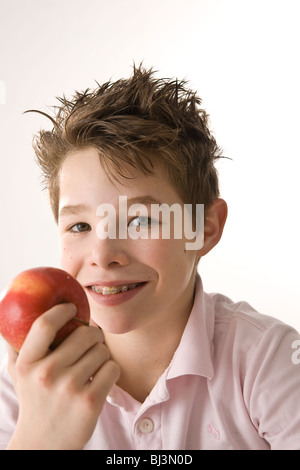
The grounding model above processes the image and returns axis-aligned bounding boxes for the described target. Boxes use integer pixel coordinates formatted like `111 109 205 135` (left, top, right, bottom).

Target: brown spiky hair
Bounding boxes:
28 65 222 222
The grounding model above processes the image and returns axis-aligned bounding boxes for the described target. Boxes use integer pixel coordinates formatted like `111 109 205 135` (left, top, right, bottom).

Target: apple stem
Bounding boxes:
74 317 89 326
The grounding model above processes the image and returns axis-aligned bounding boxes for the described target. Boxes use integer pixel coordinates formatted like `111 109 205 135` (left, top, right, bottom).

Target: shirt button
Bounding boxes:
138 417 154 434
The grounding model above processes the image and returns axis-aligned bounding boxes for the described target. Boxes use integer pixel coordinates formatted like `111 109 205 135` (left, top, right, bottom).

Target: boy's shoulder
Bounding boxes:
201 288 300 381
205 289 298 343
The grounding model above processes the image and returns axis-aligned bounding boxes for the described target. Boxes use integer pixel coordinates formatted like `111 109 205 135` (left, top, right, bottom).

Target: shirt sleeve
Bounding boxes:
0 353 19 450
244 321 300 449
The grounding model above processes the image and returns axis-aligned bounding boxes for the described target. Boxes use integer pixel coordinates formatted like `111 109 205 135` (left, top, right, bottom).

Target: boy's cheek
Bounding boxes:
59 245 78 276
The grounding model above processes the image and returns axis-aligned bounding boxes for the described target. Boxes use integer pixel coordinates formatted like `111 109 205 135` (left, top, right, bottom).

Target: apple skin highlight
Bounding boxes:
0 267 90 352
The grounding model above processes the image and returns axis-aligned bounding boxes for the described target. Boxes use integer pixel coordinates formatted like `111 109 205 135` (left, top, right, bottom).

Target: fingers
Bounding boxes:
5 301 120 449
48 325 106 375
15 303 113 390
7 343 18 363
19 303 78 363
59 341 111 386
83 360 121 413
91 359 121 396
6 343 18 384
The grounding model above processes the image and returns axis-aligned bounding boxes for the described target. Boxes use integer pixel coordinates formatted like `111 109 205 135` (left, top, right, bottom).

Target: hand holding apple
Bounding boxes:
0 267 90 352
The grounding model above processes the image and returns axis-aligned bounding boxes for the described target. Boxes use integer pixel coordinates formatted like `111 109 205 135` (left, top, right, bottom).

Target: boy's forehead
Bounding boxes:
59 147 182 207
60 147 159 182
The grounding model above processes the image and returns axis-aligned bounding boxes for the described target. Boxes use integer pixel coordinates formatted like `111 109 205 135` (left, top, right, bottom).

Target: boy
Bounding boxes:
0 65 299 450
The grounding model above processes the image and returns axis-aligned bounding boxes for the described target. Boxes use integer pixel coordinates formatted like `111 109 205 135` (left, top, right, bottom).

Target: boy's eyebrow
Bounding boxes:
59 204 90 218
126 196 162 206
59 196 163 219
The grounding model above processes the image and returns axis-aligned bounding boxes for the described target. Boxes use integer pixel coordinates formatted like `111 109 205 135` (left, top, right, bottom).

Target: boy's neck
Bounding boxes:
103 304 192 403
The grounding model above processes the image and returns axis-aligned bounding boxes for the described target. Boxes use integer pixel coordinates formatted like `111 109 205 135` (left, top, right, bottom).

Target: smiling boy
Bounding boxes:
0 66 300 450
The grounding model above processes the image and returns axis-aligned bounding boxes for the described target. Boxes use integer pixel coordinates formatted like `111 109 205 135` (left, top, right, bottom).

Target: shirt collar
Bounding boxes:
107 275 214 410
166 275 215 380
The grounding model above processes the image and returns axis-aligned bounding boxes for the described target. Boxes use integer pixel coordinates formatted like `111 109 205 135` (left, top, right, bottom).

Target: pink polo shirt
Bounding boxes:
0 276 300 450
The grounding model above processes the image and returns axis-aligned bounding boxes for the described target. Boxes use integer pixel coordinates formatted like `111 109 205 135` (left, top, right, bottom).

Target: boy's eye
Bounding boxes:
69 222 91 233
128 216 151 229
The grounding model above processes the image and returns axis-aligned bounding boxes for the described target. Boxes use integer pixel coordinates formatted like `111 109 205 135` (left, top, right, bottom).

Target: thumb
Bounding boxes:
6 343 18 386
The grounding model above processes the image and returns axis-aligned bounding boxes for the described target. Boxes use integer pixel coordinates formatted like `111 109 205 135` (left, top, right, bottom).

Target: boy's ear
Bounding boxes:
197 198 228 257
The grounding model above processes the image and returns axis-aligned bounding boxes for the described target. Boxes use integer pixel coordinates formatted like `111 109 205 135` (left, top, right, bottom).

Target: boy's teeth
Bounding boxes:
91 283 140 295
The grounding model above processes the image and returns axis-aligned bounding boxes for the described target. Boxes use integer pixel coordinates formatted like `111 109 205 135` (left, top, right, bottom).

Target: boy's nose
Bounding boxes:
88 235 130 268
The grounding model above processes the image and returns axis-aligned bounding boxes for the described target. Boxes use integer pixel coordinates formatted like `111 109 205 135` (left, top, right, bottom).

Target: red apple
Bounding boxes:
0 267 90 352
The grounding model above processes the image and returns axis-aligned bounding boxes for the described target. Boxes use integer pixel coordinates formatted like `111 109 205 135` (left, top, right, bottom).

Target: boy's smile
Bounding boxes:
58 147 200 335
87 281 148 306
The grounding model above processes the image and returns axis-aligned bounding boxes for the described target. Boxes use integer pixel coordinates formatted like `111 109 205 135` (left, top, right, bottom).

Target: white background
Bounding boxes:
0 0 300 361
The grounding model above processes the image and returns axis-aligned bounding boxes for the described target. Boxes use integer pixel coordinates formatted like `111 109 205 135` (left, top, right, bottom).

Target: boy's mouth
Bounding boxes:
89 282 145 296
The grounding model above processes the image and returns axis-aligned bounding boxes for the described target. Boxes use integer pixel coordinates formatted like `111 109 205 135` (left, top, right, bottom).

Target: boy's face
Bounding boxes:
58 147 200 334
